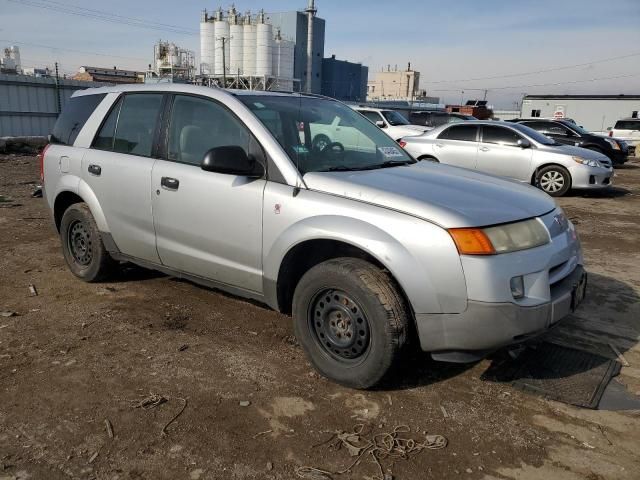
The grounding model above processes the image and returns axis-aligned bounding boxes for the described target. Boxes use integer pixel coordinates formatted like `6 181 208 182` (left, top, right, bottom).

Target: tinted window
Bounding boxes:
615 120 640 130
438 125 478 142
111 93 164 157
92 97 122 151
360 111 383 124
381 110 409 126
482 126 523 146
51 93 106 146
167 95 250 166
521 121 571 136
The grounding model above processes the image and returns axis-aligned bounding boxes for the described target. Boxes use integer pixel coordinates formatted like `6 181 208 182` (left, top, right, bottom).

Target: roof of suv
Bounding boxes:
72 83 324 100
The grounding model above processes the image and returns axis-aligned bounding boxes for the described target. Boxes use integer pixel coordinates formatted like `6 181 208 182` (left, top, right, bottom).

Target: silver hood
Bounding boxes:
539 143 610 162
303 162 556 228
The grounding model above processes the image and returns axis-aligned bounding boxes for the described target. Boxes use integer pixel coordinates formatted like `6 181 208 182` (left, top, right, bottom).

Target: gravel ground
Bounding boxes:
1 154 639 480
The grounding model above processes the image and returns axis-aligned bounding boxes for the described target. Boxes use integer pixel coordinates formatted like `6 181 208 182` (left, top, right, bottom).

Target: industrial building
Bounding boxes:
367 64 421 102
145 40 195 83
321 55 367 102
199 6 298 91
520 94 640 133
0 46 22 75
72 66 143 84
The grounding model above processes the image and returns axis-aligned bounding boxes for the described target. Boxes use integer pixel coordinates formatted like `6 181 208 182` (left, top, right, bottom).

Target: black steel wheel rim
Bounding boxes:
68 220 93 266
309 289 371 362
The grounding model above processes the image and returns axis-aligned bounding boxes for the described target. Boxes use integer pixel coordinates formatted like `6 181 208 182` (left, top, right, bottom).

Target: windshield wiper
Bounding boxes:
321 166 368 172
371 160 416 169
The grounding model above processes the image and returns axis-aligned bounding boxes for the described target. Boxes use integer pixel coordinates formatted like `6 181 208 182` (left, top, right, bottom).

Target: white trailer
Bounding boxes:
520 95 640 134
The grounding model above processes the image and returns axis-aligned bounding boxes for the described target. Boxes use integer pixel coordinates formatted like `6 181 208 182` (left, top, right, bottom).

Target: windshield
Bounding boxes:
239 95 415 174
381 110 410 126
509 122 558 145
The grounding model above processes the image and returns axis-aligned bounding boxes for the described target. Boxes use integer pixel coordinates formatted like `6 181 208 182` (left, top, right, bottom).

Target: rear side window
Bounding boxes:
51 93 106 146
438 124 478 142
615 120 640 130
93 93 164 157
482 126 523 146
360 111 383 124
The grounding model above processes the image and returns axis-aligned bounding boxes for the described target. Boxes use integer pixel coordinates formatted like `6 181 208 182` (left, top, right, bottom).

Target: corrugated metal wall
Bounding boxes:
0 74 111 137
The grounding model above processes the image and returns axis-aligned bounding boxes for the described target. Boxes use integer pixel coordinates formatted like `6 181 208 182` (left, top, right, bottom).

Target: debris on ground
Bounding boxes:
178 344 189 352
239 400 251 407
28 284 37 296
296 424 447 480
130 393 168 410
161 397 188 437
105 419 114 439
0 311 18 318
266 461 273 471
88 451 99 464
609 343 630 367
31 187 43 198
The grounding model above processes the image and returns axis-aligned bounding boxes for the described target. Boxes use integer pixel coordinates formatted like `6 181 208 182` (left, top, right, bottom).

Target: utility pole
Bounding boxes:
483 89 488 101
54 62 61 116
305 0 316 93
221 37 227 87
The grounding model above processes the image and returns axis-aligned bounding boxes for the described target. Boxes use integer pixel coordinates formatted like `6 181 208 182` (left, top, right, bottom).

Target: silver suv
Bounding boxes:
42 84 587 388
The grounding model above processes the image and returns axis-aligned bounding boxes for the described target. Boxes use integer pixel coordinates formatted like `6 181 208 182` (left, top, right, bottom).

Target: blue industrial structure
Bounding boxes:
321 55 368 102
267 11 325 94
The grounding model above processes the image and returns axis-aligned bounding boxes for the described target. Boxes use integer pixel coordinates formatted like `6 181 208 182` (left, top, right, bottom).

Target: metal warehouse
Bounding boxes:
521 94 640 133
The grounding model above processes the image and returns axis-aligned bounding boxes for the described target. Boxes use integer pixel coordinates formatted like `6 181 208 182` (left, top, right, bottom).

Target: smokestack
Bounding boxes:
305 0 316 93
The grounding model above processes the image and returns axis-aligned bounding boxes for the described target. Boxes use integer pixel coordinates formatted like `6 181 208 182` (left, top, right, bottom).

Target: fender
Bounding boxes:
52 177 111 234
263 214 465 315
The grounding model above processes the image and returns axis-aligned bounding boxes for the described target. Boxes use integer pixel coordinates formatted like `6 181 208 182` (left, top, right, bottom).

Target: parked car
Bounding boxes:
400 121 613 196
43 85 586 388
608 118 640 154
509 118 629 166
409 110 476 128
350 106 429 142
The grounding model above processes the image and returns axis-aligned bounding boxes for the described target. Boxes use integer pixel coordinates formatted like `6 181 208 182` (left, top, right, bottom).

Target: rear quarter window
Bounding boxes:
51 93 106 146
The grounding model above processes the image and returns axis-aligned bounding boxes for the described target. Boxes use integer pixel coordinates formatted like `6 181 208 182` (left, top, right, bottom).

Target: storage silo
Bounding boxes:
255 10 272 77
199 10 215 75
242 12 256 77
213 8 229 76
228 7 243 76
273 33 295 91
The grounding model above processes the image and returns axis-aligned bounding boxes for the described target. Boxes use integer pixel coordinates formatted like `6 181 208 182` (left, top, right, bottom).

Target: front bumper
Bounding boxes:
570 165 613 189
606 148 628 165
416 265 586 356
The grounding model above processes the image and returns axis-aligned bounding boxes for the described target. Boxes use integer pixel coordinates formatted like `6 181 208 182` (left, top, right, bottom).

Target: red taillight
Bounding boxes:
398 140 407 148
609 130 613 137
39 144 51 183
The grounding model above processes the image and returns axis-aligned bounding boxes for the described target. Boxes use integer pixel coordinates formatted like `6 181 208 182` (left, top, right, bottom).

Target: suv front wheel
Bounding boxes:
60 203 116 282
292 258 409 389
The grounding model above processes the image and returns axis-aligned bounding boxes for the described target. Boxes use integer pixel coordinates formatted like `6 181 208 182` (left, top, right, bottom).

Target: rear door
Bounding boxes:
83 92 165 263
434 124 479 169
151 94 266 292
477 125 533 181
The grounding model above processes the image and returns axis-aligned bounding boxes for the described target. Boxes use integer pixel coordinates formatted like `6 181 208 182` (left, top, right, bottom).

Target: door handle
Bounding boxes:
88 164 102 176
161 177 180 190
479 147 490 152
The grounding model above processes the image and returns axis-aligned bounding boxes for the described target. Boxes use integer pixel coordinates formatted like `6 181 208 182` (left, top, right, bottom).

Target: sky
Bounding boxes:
1 0 639 108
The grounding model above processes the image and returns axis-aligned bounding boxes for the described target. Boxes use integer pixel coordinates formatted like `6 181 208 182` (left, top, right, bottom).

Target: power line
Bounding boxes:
423 51 640 84
428 72 640 92
6 0 197 35
0 39 148 61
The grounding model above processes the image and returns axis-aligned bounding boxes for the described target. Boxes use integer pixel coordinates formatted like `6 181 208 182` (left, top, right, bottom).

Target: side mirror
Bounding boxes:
375 120 386 128
606 127 612 131
201 146 264 178
517 139 531 149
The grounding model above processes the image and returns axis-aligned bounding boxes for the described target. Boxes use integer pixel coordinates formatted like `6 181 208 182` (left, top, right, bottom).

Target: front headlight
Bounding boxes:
449 218 550 255
604 138 621 150
573 156 602 168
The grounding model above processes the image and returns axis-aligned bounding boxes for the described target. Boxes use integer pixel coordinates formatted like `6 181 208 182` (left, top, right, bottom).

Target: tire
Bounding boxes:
60 203 116 282
536 165 571 197
312 134 331 152
292 258 409 389
418 155 439 163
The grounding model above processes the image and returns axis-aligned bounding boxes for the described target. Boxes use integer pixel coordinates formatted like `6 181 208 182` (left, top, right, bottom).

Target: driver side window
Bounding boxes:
167 95 250 166
360 111 383 125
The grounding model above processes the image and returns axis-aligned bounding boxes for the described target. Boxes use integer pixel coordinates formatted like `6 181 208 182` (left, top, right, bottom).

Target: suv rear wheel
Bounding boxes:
536 165 571 197
292 258 409 389
60 203 116 282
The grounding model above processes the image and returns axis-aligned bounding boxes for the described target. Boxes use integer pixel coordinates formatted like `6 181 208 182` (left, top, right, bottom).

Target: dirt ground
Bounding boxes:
1 154 639 480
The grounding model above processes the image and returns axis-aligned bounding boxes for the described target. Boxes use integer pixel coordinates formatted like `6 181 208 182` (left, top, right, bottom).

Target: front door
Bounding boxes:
82 92 165 263
151 94 266 293
477 125 533 181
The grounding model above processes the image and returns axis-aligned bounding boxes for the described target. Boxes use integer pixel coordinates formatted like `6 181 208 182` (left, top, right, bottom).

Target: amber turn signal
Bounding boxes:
448 228 496 255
